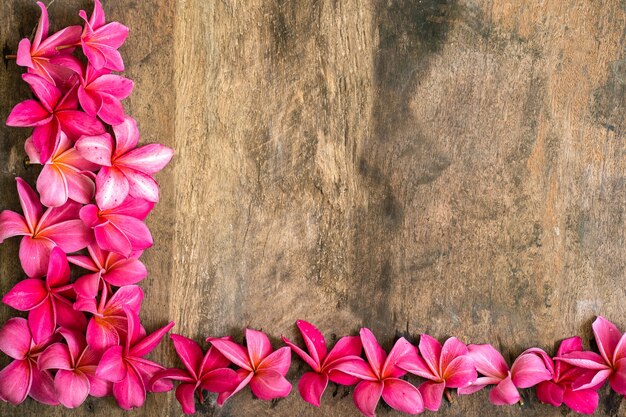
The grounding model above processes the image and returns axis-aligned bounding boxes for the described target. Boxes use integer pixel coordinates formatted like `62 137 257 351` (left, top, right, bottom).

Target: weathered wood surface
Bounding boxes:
1 0 625 416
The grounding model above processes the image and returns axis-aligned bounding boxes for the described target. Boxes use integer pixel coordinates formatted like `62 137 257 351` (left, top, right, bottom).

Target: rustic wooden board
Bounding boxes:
1 0 625 416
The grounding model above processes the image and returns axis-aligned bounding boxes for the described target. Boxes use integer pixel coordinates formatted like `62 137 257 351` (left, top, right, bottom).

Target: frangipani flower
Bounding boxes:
149 335 239 414
38 328 111 408
397 334 477 411
15 1 82 87
535 337 599 414
208 328 292 403
79 0 129 71
68 243 147 299
0 317 58 405
96 307 174 410
6 74 104 162
282 320 362 406
557 316 626 395
3 246 86 344
25 132 98 207
0 178 92 277
458 344 552 405
75 284 143 353
332 328 424 417
79 196 154 257
76 116 173 210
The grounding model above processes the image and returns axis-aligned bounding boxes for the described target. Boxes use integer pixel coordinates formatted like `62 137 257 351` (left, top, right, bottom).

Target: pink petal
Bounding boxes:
117 143 174 175
556 351 610 370
535 380 564 407
457 376 502 395
56 110 105 139
149 368 194 389
297 371 328 407
489 375 520 405
103 258 147 286
557 336 584 357
3 278 48 311
38 25 82 56
94 221 133 257
112 116 140 155
96 345 127 382
440 337 469 373
130 321 175 358
207 338 252 370
88 0 106 28
331 357 378 381
22 73 61 111
16 177 42 231
170 334 203 378
97 93 126 125
75 133 114 166
174 383 197 414
0 318 31 360
257 346 291 376
593 316 622 366
38 343 72 370
216 369 253 405
200 368 240 393
442 355 477 388
38 200 82 229
295 320 327 365
106 214 153 252
6 99 51 127
511 352 552 388
572 368 612 390
132 359 171 393
614 333 626 363
87 318 121 353
609 357 626 395
0 359 32 404
123 168 160 203
19 236 55 278
96 166 130 210
29 367 59 405
418 380 445 411
353 380 383 417
16 38 34 68
249 369 292 400
63 167 96 204
78 87 102 118
39 219 92 252
562 388 599 415
0 210 29 242
73 273 100 299
324 335 362 366
327 369 361 385
55 369 90 408
200 344 231 374
359 328 386 378
112 364 146 410
25 137 41 164
87 373 112 397
37 164 68 207
90 74 134 99
32 1 49 47
91 22 129 49
382 337 414 379
58 328 87 362
46 246 70 287
396 344 434 380
467 344 509 379
106 285 144 315
107 196 154 220
28 299 55 344
55 298 87 332
418 334 442 377
282 335 318 371
382 378 424 415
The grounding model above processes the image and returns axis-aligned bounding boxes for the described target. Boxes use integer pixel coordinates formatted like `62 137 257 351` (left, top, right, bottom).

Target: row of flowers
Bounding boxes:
0 1 624 416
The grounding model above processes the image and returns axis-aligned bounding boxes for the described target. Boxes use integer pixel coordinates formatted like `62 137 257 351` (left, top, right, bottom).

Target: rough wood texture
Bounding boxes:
1 0 625 416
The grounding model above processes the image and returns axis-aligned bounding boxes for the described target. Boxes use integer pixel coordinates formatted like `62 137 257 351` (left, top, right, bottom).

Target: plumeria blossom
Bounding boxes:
458 344 552 405
534 337 599 414
68 243 147 299
25 132 98 207
6 74 104 162
38 328 111 408
397 334 477 411
149 335 239 414
79 0 129 71
332 328 424 417
96 307 174 410
75 284 143 354
557 316 626 395
3 247 86 344
80 196 154 257
0 178 92 277
208 328 292 403
15 2 82 87
76 116 173 210
282 320 362 406
0 317 58 405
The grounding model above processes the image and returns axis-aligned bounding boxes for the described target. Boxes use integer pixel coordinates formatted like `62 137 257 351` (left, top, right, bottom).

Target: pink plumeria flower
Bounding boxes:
75 284 143 354
96 307 174 410
0 317 58 405
535 337 599 415
15 2 82 87
6 74 104 162
458 344 552 405
79 196 154 257
76 116 173 210
68 243 147 299
281 320 362 406
397 334 477 411
25 132 98 207
556 316 626 395
208 328 292 403
79 0 129 71
332 328 424 417
3 246 86 344
38 328 112 408
0 178 92 278
149 335 240 414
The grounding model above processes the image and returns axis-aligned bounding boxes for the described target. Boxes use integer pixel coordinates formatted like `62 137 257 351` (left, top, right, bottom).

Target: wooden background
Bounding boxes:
1 0 625 416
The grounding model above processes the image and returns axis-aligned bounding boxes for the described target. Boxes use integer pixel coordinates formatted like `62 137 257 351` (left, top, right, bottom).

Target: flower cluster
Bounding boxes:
0 1 173 410
1 2 625 416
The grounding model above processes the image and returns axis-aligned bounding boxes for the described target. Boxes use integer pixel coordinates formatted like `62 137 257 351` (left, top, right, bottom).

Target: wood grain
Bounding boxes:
1 0 625 416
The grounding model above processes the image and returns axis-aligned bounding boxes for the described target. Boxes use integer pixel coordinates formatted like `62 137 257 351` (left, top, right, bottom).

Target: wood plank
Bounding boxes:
1 0 624 416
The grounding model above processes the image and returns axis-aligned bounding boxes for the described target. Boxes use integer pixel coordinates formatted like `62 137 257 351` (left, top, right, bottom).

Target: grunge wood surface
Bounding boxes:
1 0 625 416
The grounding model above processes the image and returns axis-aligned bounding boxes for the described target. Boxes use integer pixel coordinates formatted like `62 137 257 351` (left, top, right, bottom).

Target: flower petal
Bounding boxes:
417 380 445 411
75 133 114 166
249 369 292 400
28 299 55 344
22 73 61 111
489 375 520 405
3 278 48 311
6 99 51 127
609 357 626 395
170 334 203 378
282 335 319 371
207 337 252 370
0 210 29 243
55 369 90 408
19 236 55 278
331 357 378 381
94 221 133 257
174 383 197 415
297 371 328 407
442 355 477 388
0 359 32 404
130 321 175 358
382 337 413 379
56 110 105 139
200 368 240 393
39 219 92 253
38 343 72 370
353 380 383 417
382 378 424 415
535 380 564 407
592 316 621 366
440 337 469 374
96 166 130 210
562 387 600 415
86 317 121 353
360 328 386 378
112 115 139 155
112 364 146 410
96 345 127 382
245 328 273 366
295 320 327 365
37 164 68 207
467 344 509 379
418 334 442 377
106 214 153 252
324 335 362 367
123 168 160 203
0 318 31 360
257 346 291 376
29 367 58 405
510 352 552 388
116 144 174 175
16 177 42 232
